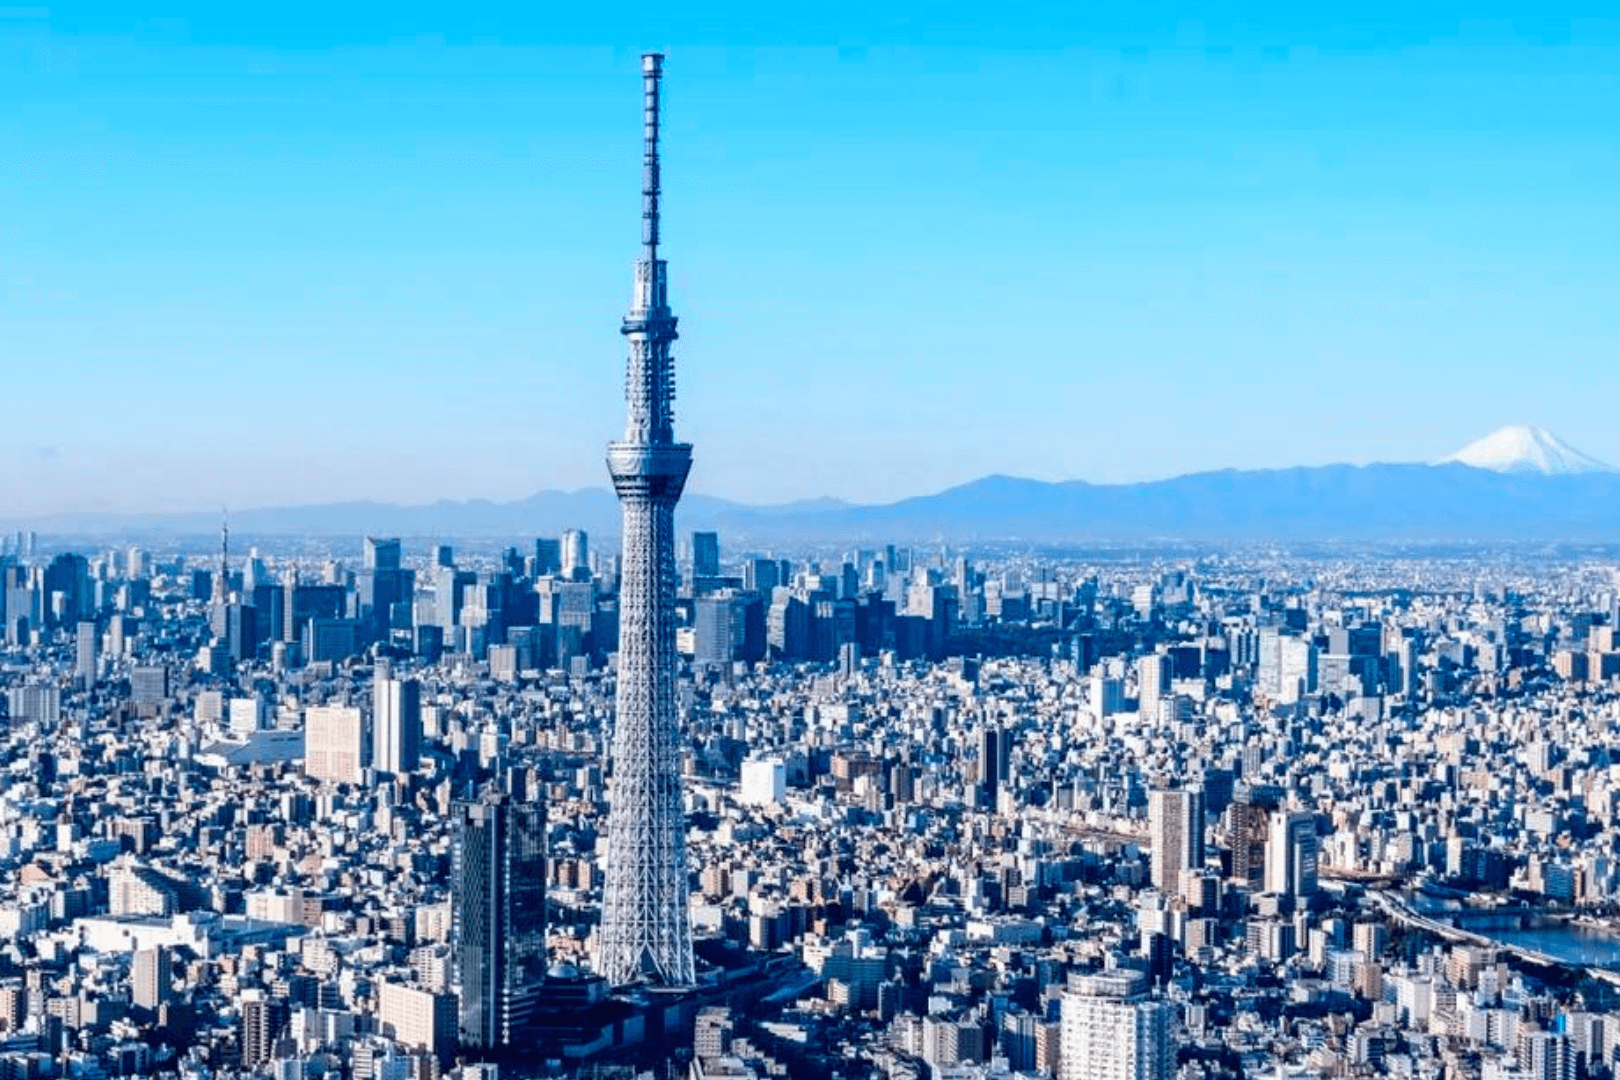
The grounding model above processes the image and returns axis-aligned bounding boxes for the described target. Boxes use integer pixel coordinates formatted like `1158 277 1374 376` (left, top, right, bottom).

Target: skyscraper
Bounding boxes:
693 589 765 670
1227 784 1281 887
452 788 546 1051
977 723 1012 806
1060 971 1174 1080
1138 653 1170 715
43 552 90 630
373 671 422 776
1265 810 1320 898
364 537 402 571
534 537 562 576
561 529 590 582
360 537 411 641
75 619 98 687
691 530 720 578
1148 787 1205 895
596 52 696 989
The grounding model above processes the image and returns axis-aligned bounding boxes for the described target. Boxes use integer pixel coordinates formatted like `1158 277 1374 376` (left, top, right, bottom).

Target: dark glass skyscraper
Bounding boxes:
452 788 546 1051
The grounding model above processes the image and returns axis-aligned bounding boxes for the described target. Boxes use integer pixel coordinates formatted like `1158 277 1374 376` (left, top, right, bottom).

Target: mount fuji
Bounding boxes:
1438 425 1615 476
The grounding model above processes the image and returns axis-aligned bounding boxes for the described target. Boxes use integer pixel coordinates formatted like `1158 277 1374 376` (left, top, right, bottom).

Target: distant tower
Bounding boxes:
212 512 230 607
596 52 696 989
208 511 233 649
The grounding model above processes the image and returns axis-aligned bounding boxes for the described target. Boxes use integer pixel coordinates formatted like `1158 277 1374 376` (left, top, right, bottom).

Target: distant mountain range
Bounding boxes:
8 426 1620 544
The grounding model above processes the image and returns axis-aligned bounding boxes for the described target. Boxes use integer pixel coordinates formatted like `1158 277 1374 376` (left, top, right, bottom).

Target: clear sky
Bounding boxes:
2 4 1616 514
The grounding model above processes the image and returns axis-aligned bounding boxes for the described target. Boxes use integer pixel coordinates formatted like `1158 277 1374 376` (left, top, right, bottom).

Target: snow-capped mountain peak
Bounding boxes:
1438 425 1615 475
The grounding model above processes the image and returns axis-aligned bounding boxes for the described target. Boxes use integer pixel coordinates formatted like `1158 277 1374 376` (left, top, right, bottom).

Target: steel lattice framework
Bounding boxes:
597 52 696 989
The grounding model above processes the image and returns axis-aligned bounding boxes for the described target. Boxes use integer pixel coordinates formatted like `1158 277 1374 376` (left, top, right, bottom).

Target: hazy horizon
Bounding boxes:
4 7 1617 516
4 423 1614 525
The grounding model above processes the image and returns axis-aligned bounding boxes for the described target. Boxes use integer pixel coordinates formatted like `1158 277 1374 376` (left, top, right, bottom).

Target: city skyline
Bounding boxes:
7 516 1620 1079
5 16 1620 1080
4 8 1618 513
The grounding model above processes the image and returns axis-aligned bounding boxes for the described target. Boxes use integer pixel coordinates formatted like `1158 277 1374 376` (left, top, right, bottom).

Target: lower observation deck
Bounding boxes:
606 441 693 500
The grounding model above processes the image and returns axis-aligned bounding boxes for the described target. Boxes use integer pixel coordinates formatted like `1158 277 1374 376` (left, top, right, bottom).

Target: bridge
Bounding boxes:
1369 890 1620 987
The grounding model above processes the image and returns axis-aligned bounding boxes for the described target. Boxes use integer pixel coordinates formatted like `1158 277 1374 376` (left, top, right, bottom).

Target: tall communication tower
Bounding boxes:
595 52 696 988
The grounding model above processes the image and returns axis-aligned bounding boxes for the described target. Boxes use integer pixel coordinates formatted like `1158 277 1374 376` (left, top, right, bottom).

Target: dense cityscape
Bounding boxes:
3 527 1620 1080
6 36 1620 1080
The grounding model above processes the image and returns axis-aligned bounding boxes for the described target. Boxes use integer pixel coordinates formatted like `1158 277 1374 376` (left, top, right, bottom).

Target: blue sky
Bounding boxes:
1 4 1616 513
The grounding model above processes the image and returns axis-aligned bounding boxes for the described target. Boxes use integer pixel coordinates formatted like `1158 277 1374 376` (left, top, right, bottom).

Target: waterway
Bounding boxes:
1488 924 1620 971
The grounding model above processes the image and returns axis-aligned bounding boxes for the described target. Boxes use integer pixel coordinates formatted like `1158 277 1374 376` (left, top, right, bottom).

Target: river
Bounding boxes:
1488 924 1620 971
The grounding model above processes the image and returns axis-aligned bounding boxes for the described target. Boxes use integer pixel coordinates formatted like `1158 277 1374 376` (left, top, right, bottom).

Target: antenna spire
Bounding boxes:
620 51 677 445
641 52 663 264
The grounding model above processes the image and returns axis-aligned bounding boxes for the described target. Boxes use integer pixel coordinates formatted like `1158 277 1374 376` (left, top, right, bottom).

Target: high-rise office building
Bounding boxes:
767 592 810 661
452 788 546 1051
1138 653 1170 713
561 529 590 582
1060 971 1174 1080
130 665 169 708
43 552 90 629
744 558 780 594
693 589 765 669
597 53 697 989
373 672 422 776
360 537 412 641
225 602 258 664
304 705 365 786
1227 785 1281 887
691 531 720 578
1265 810 1320 898
75 619 98 686
365 537 401 571
978 724 1012 805
693 592 737 669
534 538 562 576
1148 787 1206 895
283 582 345 644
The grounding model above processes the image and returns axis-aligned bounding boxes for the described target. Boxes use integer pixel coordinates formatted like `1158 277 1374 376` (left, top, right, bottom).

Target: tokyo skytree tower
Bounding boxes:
596 52 696 989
